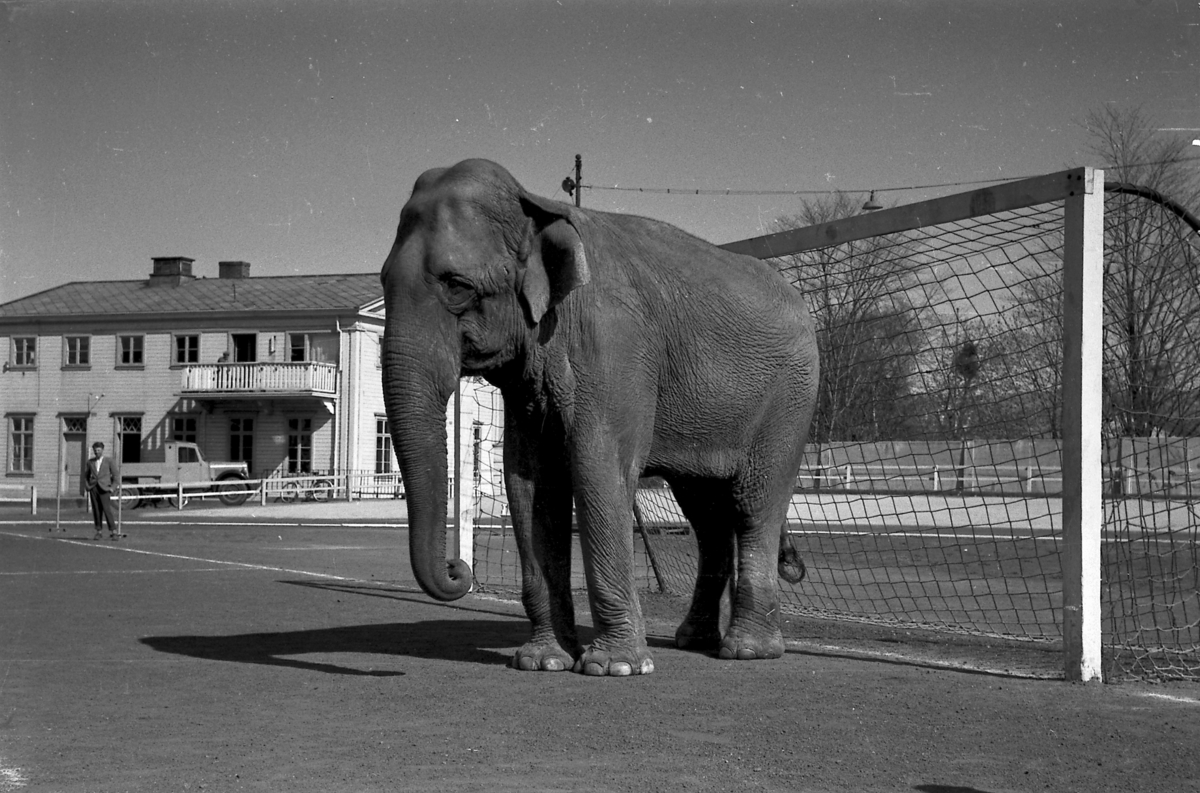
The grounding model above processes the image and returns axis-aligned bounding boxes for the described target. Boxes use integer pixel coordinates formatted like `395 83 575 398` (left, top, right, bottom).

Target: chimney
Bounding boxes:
219 261 251 280
148 257 196 287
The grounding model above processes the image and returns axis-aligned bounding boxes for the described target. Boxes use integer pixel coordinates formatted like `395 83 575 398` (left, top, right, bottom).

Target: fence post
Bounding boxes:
453 382 475 585
177 482 185 511
31 485 38 515
931 465 940 491
1061 166 1104 682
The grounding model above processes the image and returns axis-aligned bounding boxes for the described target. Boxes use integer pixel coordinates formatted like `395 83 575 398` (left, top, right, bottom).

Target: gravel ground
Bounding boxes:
1 516 1198 792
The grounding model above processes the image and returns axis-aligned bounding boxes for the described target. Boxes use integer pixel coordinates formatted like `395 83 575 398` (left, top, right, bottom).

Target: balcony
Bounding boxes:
180 362 339 398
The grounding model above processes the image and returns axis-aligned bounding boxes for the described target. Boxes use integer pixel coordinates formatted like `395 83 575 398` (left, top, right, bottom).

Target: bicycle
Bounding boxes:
277 474 334 503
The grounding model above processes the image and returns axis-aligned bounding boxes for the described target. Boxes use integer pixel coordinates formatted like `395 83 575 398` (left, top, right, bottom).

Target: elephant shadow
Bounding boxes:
140 580 565 676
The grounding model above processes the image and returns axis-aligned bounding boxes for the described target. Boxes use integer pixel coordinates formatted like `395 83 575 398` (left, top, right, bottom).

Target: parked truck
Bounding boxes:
120 442 251 507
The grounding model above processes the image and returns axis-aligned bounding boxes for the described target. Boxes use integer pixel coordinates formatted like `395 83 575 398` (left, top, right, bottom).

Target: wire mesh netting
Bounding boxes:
460 181 1200 681
1097 187 1200 680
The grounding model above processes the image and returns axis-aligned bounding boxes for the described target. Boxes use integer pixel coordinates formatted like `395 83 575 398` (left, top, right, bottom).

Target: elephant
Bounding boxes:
381 158 819 676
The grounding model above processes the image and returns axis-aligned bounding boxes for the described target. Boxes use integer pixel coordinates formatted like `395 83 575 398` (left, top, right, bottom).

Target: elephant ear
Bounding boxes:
517 192 590 324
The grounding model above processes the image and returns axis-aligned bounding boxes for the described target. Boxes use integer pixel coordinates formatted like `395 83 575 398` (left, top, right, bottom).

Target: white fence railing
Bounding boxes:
798 463 1065 495
111 471 406 511
0 483 37 514
180 362 338 394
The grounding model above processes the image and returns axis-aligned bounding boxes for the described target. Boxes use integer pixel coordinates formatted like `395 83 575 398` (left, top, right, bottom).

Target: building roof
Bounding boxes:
0 273 384 320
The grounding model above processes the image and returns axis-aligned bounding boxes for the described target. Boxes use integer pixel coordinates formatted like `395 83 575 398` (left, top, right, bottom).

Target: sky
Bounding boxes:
2 0 1198 304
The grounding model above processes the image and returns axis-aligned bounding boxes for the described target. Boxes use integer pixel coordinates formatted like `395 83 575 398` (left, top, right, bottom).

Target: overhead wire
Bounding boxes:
576 153 1200 200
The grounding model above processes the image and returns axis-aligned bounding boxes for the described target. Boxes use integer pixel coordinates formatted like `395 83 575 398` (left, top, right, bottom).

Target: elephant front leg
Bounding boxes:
505 426 579 672
572 466 655 676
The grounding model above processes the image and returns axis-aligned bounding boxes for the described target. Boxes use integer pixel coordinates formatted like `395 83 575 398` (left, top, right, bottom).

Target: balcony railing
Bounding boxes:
180 362 338 395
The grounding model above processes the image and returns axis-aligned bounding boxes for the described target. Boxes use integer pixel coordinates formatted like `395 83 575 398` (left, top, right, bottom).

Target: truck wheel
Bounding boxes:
218 477 250 506
123 486 143 510
168 493 190 509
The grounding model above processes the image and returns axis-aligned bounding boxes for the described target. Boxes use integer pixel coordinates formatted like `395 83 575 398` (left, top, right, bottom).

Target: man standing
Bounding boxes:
84 442 121 540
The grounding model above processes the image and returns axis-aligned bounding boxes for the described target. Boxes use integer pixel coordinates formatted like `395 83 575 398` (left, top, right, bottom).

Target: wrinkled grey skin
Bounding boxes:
381 159 818 676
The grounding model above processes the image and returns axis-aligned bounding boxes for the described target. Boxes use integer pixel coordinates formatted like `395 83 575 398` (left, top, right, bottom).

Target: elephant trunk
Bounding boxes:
383 338 472 602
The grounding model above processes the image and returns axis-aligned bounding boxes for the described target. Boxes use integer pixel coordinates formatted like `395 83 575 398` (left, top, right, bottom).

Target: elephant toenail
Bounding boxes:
583 662 606 676
610 663 632 676
543 658 564 671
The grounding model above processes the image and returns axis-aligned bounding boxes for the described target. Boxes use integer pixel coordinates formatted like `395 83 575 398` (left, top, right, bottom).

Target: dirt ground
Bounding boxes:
2 510 1199 793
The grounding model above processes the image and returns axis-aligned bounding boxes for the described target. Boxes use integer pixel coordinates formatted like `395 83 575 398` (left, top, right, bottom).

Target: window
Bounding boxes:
118 335 144 367
287 418 313 474
177 445 199 464
63 416 87 434
64 336 90 368
117 416 142 463
231 333 257 363
289 333 309 362
230 417 254 475
10 337 36 368
8 415 34 474
174 334 200 365
375 416 393 474
171 416 197 443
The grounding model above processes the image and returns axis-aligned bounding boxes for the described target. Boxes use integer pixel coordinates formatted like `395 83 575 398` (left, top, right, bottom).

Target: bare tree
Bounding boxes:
1085 106 1200 437
769 192 924 443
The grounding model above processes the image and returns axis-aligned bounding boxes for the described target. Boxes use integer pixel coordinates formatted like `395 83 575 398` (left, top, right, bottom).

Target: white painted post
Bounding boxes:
30 486 37 516
1061 166 1104 682
453 381 475 587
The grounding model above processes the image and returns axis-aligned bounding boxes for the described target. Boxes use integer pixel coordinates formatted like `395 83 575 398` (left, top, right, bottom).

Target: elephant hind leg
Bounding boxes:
669 477 736 652
719 484 791 661
670 475 789 660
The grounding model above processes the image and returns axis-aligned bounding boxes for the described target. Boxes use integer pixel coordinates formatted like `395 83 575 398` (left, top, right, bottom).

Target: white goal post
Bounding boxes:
722 167 1105 682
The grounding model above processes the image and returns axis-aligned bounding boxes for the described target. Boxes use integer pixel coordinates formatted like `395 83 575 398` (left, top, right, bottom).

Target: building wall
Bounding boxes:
3 314 384 498
346 324 393 474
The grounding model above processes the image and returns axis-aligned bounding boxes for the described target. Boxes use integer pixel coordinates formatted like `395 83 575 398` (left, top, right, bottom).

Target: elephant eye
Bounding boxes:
442 275 477 310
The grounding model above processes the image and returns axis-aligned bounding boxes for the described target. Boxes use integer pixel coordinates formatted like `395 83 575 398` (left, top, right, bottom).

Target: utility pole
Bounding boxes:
574 154 581 207
561 154 582 207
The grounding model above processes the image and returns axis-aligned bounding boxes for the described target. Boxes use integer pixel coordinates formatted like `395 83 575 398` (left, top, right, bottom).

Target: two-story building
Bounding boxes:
1 257 401 501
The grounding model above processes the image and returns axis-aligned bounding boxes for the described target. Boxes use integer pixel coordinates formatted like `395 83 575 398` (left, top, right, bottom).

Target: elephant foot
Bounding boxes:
718 625 785 661
573 645 654 677
512 640 576 672
674 618 721 652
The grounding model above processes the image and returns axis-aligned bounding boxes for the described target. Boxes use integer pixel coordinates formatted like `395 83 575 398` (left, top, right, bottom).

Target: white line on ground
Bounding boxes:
0 530 367 583
273 546 389 551
783 639 1061 679
0 520 405 529
0 568 251 576
1134 691 1200 705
